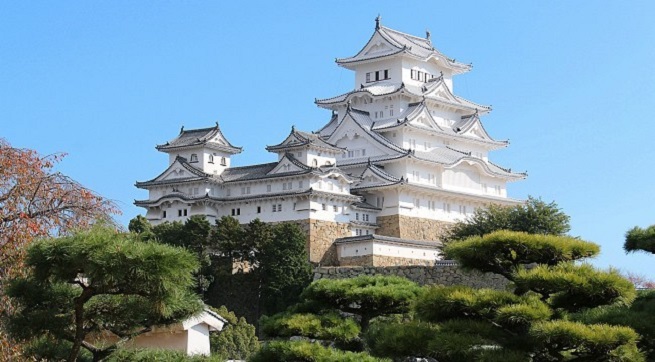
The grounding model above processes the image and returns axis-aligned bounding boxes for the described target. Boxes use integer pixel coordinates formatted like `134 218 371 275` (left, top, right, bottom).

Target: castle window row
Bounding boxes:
366 69 390 83
410 69 436 82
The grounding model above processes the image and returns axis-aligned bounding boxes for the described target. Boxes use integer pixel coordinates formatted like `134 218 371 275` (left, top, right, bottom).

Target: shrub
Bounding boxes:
249 340 389 362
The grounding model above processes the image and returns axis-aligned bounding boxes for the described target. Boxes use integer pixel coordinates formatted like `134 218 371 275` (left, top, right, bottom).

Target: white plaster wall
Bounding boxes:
402 58 454 91
353 58 402 88
338 240 440 261
186 324 211 356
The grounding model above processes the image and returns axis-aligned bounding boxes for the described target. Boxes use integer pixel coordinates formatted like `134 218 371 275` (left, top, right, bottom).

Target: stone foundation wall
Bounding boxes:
339 255 436 267
377 214 451 241
314 261 509 290
282 219 350 266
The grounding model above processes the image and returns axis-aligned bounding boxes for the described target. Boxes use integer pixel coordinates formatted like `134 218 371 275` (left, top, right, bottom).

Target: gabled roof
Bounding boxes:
335 18 471 74
219 153 355 184
156 123 242 154
316 112 339 137
410 147 527 180
351 162 405 191
326 106 408 156
451 112 508 146
266 126 345 153
371 102 507 149
315 78 490 114
267 152 313 175
135 156 208 189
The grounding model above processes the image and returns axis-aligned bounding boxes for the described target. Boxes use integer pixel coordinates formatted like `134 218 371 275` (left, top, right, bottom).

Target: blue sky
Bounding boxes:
2 1 654 276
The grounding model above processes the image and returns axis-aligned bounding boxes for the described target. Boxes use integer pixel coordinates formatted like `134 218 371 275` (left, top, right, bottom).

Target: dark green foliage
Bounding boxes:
249 340 389 362
444 196 570 243
208 305 259 361
365 320 439 358
104 348 224 361
530 320 642 361
210 216 245 263
514 263 636 311
415 285 551 334
261 312 360 344
445 230 599 278
258 223 313 316
6 225 203 361
300 275 421 330
625 224 655 254
573 290 655 359
21 335 93 362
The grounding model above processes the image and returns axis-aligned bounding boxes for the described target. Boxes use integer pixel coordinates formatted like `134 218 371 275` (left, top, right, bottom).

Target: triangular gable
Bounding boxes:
327 111 405 157
267 154 309 175
362 32 398 57
445 157 515 179
455 116 497 143
355 165 400 188
422 80 459 104
407 105 444 132
153 158 207 183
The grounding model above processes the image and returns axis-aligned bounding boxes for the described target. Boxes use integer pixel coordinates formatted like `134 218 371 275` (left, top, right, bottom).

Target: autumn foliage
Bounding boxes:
0 138 119 359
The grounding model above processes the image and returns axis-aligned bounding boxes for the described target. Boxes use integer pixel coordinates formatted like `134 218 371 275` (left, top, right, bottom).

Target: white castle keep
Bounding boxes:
135 18 526 267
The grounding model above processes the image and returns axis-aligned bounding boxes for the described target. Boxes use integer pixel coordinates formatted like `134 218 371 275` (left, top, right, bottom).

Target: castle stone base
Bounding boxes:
339 255 436 267
377 214 451 241
285 219 350 266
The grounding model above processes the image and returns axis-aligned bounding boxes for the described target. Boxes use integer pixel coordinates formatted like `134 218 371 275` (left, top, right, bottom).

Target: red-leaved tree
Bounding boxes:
0 138 119 359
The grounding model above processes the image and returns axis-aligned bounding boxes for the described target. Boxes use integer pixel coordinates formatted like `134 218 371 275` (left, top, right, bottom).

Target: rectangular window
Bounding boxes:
257 206 261 214
459 205 467 215
163 211 167 218
178 210 182 217
183 209 188 216
272 204 277 212
411 69 417 79
356 229 362 236
333 205 338 212
366 72 371 82
278 204 282 212
282 183 287 191
194 187 199 195
443 203 451 213
375 71 380 81
287 182 292 190
366 229 370 235
322 204 327 211
267 184 271 192
299 180 304 188
293 202 297 210
356 212 360 221
384 69 389 79
226 188 231 196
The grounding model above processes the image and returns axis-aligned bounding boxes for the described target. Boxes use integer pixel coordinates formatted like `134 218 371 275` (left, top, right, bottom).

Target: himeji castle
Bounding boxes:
135 18 526 267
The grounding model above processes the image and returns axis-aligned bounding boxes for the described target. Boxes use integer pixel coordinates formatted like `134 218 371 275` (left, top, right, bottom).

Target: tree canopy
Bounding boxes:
444 196 570 243
6 225 203 362
624 224 655 254
0 139 119 360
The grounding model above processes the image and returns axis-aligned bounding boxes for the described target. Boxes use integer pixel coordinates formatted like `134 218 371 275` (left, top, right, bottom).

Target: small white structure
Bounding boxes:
117 309 227 356
135 18 526 267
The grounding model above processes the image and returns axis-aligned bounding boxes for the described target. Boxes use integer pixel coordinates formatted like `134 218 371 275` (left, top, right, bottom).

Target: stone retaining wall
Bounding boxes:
314 261 510 289
339 255 436 267
376 215 451 241
284 219 350 266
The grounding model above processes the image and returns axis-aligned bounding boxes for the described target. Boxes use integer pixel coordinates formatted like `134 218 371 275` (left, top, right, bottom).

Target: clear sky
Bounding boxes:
2 1 654 276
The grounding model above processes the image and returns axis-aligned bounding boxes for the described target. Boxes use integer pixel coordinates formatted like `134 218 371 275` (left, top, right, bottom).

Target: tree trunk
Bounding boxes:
67 289 93 362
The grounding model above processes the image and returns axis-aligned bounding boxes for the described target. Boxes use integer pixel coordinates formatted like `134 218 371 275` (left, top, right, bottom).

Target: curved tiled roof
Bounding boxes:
334 234 442 248
316 79 490 114
156 123 242 154
136 156 209 188
266 127 345 153
135 187 361 207
335 22 471 74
